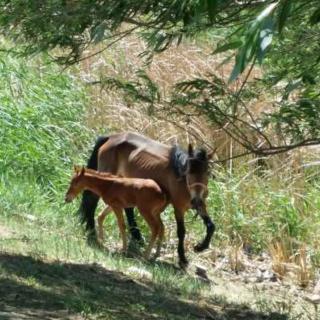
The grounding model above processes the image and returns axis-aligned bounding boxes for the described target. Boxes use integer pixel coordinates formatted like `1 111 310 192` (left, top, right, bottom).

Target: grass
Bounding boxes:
207 165 320 249
0 213 305 320
0 47 92 190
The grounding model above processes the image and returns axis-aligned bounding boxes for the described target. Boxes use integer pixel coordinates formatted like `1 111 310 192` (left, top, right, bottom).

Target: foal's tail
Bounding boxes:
78 135 109 234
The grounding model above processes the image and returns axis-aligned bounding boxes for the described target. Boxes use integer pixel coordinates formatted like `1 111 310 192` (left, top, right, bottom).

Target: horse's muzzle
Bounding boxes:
191 197 204 210
65 195 72 203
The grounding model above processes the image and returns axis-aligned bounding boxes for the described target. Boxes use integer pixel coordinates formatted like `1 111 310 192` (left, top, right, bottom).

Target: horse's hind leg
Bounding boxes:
125 207 143 244
97 206 112 242
112 207 128 252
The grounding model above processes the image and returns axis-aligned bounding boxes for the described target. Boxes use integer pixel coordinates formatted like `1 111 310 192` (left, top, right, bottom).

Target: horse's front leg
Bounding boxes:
194 203 215 252
174 208 188 268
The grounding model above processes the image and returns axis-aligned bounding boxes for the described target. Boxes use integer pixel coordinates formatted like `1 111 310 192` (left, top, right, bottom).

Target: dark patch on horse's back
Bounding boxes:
169 146 188 178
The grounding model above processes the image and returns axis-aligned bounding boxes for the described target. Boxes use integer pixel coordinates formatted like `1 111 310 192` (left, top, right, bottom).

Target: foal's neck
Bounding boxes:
80 173 113 198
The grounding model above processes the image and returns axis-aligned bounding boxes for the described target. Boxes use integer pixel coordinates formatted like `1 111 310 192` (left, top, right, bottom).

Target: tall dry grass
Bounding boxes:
73 33 263 158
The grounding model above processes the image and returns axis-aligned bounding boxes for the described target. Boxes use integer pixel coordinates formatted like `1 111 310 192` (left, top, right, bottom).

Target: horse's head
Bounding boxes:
65 165 85 203
186 144 213 211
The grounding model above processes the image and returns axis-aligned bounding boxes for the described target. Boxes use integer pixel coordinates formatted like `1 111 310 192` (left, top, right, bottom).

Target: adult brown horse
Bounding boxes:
79 132 214 266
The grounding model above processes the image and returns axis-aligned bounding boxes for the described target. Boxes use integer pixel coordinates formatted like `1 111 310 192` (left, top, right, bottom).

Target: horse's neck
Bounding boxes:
81 174 112 197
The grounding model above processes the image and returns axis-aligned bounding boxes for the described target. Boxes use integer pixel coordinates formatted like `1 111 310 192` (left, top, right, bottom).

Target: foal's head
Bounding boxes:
185 144 212 211
65 166 86 203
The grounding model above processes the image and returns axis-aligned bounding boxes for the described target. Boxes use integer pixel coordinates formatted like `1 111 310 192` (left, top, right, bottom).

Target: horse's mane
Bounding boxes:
169 146 188 178
169 146 209 178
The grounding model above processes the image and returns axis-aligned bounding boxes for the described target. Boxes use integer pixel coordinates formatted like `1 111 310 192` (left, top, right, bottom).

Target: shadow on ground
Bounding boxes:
0 252 288 320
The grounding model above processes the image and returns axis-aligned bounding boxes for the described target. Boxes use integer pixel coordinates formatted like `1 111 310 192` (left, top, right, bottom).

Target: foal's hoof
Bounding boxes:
194 243 209 252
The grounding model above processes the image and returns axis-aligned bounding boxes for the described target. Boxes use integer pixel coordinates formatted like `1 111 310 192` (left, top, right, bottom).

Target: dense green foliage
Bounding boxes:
0 51 91 190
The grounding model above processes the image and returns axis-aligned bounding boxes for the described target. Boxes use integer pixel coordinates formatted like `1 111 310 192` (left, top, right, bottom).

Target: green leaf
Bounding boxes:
310 7 320 25
213 40 243 54
206 0 219 22
229 62 241 83
257 16 275 64
278 0 292 33
283 79 302 100
256 2 278 22
91 23 107 44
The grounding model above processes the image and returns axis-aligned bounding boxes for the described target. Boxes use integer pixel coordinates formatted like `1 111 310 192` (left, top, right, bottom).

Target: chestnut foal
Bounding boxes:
65 166 167 259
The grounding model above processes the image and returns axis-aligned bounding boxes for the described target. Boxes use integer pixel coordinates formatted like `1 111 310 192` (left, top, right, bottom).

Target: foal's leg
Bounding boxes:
174 208 188 267
155 216 165 258
112 207 128 252
125 207 143 243
139 208 159 259
97 206 112 241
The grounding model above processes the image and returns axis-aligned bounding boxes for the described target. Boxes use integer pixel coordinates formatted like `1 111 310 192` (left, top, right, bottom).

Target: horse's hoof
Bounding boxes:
179 259 189 270
130 228 145 245
194 243 209 252
87 236 100 248
129 237 145 248
153 251 161 260
143 254 151 261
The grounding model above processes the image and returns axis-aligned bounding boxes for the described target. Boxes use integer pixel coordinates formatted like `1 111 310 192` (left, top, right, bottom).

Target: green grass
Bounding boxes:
202 165 320 260
0 214 305 320
0 49 92 190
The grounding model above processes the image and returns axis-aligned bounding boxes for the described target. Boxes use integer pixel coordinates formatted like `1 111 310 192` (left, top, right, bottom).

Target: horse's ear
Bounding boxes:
207 146 218 160
80 166 85 176
207 150 215 160
74 165 81 173
188 144 194 156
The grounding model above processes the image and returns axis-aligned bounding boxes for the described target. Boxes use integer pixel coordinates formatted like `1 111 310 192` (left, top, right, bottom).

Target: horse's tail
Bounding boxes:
78 135 109 234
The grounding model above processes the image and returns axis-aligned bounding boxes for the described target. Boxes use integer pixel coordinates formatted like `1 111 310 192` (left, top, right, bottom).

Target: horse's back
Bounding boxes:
98 132 171 176
100 132 169 154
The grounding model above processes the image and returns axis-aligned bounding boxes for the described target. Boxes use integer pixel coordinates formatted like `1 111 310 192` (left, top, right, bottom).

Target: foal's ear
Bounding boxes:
188 143 194 156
